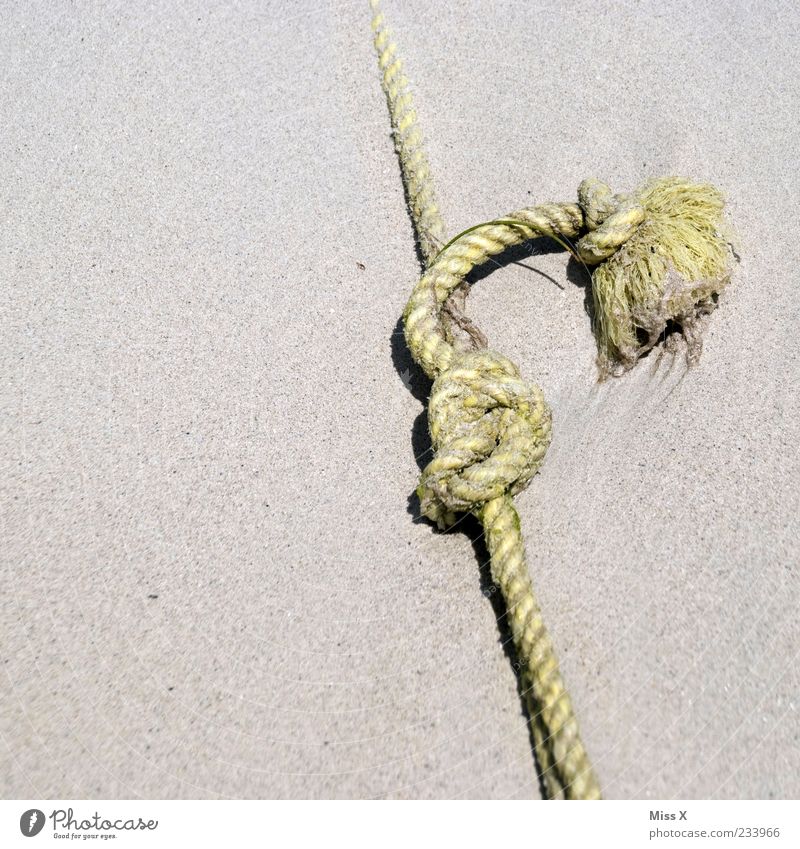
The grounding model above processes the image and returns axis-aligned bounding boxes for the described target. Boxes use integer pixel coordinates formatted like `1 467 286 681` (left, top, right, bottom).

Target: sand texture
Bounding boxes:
2 0 799 798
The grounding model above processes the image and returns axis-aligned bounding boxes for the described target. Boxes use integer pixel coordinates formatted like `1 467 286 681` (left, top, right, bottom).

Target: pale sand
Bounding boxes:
2 0 799 799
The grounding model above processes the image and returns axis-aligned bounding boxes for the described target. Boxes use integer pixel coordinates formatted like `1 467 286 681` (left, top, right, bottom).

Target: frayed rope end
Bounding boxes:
578 177 735 379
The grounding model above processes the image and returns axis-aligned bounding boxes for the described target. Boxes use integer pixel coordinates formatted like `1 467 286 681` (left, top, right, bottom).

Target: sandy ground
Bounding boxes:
2 0 799 799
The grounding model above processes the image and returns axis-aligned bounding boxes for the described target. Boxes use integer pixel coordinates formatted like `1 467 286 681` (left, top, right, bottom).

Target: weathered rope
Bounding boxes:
369 0 732 800
403 202 601 800
369 0 445 265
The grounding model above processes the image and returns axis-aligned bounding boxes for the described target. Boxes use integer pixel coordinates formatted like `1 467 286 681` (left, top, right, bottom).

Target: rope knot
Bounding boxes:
576 178 645 265
417 349 552 529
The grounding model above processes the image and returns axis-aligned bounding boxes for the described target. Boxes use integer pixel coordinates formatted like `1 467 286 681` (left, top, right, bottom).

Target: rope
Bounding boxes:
404 204 601 799
369 0 445 265
368 0 732 800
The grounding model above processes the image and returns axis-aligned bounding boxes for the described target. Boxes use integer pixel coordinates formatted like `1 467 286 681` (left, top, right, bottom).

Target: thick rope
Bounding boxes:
369 0 731 801
404 205 601 799
370 0 599 799
369 0 445 265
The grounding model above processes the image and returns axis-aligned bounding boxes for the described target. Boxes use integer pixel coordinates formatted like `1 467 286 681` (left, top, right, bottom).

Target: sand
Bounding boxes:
2 0 799 799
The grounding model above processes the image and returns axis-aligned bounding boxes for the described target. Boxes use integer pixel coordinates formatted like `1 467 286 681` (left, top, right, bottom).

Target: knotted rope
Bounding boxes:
369 0 732 800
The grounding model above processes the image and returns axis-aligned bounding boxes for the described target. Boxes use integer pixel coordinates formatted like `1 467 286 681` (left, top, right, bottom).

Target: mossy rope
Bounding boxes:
369 0 732 800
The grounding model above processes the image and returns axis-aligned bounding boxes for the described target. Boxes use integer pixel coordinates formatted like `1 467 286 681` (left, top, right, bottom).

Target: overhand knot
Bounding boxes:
417 349 552 529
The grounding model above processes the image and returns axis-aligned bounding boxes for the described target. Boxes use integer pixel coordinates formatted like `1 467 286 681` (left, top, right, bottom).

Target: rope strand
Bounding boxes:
369 0 445 265
369 0 600 799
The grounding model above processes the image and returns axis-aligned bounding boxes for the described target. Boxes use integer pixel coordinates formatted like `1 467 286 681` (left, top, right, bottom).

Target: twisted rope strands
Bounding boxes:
369 0 445 265
405 208 602 798
368 0 601 799
479 495 600 800
404 204 584 378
